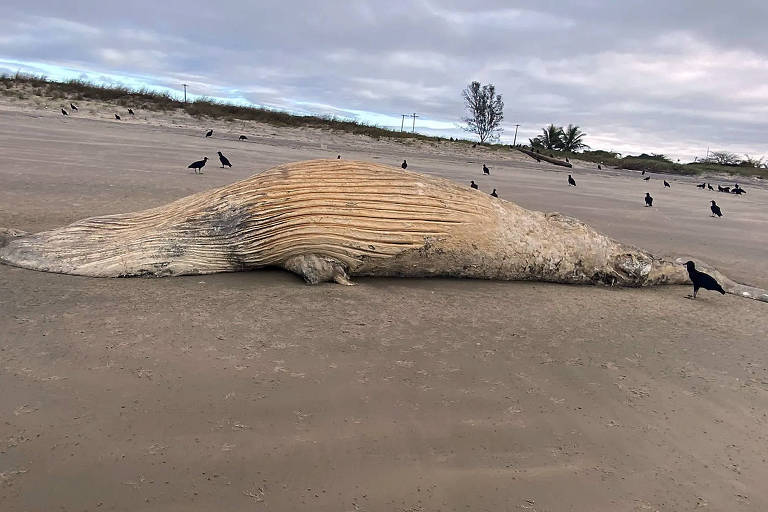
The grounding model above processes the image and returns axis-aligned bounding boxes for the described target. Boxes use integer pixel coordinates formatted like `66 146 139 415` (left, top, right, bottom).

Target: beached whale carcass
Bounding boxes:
1 159 766 302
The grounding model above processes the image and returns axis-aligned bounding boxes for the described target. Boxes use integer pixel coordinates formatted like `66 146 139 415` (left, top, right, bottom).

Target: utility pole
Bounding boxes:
411 113 419 133
401 114 408 132
512 124 520 146
183 84 187 103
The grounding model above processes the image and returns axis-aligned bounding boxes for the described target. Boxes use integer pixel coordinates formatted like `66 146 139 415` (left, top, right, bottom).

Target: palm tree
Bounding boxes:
534 124 563 150
560 124 590 152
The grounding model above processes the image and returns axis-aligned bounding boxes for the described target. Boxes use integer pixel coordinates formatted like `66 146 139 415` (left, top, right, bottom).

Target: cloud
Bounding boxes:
0 1 766 160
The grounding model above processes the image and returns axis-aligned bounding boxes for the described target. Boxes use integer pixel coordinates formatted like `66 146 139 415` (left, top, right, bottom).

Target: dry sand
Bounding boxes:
1 98 768 512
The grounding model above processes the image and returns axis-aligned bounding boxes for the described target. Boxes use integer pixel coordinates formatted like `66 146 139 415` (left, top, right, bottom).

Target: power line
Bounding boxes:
401 113 418 132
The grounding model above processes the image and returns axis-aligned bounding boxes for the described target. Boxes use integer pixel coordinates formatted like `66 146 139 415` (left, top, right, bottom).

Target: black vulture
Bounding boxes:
188 157 208 174
710 200 722 217
70 103 78 111
685 261 725 299
128 108 135 115
490 188 498 197
568 174 576 186
114 114 121 120
664 180 670 188
205 129 213 138
482 164 490 175
217 151 232 168
239 135 248 140
401 160 407 169
61 108 68 116
470 181 478 190
645 193 653 207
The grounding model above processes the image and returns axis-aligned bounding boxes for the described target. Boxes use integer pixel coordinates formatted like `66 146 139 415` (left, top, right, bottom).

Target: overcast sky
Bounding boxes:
2 1 767 161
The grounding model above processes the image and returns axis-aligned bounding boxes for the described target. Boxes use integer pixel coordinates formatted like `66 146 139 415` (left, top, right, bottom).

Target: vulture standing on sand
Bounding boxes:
401 160 408 169
707 183 714 190
645 193 653 207
128 108 135 115
217 151 232 168
70 103 78 111
483 164 490 175
664 180 670 188
470 181 478 190
114 114 121 120
490 188 498 197
61 109 68 116
188 157 208 174
205 129 213 138
685 261 725 299
567 174 576 187
239 135 248 140
643 176 650 181
710 200 722 218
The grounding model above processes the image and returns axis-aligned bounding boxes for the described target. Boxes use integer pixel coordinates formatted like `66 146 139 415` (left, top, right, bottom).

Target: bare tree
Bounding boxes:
707 151 741 165
461 81 504 143
740 154 765 168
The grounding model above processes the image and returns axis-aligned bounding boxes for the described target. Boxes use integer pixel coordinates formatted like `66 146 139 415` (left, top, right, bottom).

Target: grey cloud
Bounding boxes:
1 1 766 160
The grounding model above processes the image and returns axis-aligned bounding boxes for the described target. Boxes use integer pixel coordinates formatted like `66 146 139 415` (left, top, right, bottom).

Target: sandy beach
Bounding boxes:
2 99 768 511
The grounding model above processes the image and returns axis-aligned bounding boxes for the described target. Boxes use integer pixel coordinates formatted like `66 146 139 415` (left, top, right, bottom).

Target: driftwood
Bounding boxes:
518 148 573 168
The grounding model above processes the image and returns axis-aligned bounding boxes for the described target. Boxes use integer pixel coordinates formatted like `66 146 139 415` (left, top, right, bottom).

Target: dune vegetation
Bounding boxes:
1 72 765 179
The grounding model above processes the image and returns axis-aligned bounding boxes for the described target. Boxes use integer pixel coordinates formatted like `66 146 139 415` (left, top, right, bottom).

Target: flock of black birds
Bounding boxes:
466 164 503 197
60 103 135 120
186 129 247 174
464 156 753 299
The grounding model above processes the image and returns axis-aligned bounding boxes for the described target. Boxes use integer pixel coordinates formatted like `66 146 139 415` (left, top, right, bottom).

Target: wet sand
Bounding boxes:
1 102 768 511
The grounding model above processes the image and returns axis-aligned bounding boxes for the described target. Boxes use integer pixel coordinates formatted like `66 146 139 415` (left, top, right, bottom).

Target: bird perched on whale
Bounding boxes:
710 200 722 218
685 261 725 299
217 151 232 168
188 157 208 174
